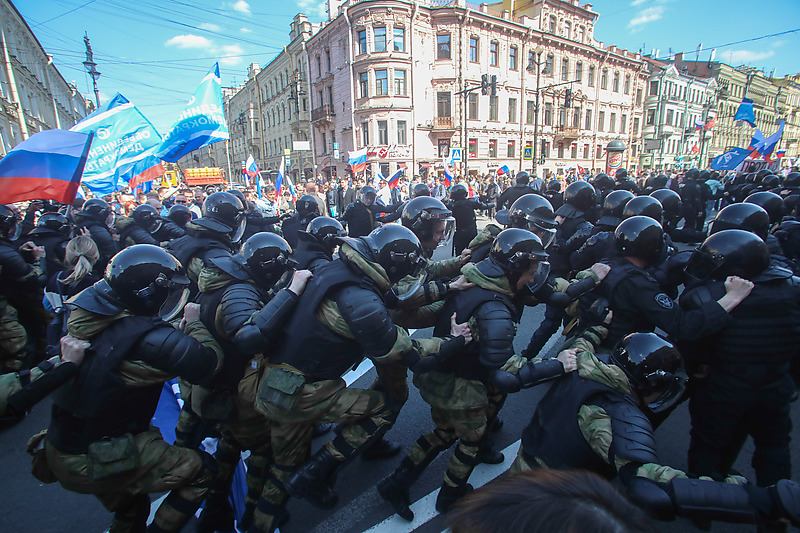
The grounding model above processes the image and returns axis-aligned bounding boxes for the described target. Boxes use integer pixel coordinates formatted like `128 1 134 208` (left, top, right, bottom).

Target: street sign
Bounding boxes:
450 148 462 162
284 148 291 156
333 142 339 150
293 140 310 151
333 149 340 159
523 147 533 160
286 158 291 166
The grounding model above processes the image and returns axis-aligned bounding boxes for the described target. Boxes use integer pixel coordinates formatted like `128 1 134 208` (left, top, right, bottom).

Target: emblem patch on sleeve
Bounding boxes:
655 293 674 309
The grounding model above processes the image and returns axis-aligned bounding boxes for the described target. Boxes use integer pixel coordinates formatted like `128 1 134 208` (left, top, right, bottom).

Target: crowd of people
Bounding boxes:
2 162 800 533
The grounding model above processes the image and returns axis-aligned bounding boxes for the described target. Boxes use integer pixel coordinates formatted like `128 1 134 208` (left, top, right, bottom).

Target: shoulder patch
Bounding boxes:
654 293 673 309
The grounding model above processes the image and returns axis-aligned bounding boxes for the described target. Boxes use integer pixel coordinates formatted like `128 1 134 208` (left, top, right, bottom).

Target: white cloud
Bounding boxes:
240 27 253 34
627 5 665 30
231 0 251 14
218 44 244 66
165 34 213 49
296 0 327 19
728 49 775 64
199 23 222 32
630 0 647 5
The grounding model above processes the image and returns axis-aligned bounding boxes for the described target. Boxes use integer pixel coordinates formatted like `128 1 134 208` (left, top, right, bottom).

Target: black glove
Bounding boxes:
405 336 466 373
280 213 292 221
491 369 521 393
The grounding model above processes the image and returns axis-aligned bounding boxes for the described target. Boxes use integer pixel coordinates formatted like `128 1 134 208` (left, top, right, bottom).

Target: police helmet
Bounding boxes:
685 169 700 181
515 171 530 185
81 198 113 226
761 174 780 190
546 180 562 193
401 197 454 247
239 233 298 289
33 212 71 236
593 173 614 190
623 196 663 222
709 203 770 241
104 244 189 320
362 225 426 284
556 181 596 217
784 172 800 189
480 228 550 293
305 216 346 253
296 195 321 216
745 191 784 224
508 194 557 248
411 183 431 198
744 172 758 184
614 216 665 264
615 168 628 181
756 168 773 183
609 333 687 414
699 169 710 182
650 189 682 221
0 204 20 238
131 204 162 233
598 190 634 227
168 204 192 228
195 191 246 242
653 174 669 189
685 229 770 282
359 186 377 205
228 188 247 207
450 183 469 201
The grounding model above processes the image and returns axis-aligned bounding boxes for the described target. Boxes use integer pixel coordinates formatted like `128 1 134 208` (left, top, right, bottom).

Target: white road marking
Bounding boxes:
342 329 418 386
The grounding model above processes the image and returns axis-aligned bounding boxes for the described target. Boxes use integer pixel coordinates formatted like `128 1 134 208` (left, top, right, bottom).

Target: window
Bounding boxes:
559 108 567 127
321 132 326 152
325 50 331 71
665 109 674 126
612 71 619 92
601 69 608 90
562 58 569 81
489 138 497 158
571 143 577 158
508 140 515 158
545 54 554 76
585 108 592 130
490 41 499 67
378 120 388 145
588 66 595 86
327 86 333 106
359 72 368 98
649 80 659 96
583 144 589 159
509 46 517 70
549 15 557 32
558 143 564 158
469 138 478 157
624 74 631 95
395 120 407 145
646 109 655 125
543 141 550 158
468 93 478 119
598 111 605 131
544 103 552 125
572 106 580 128
358 30 367 54
394 70 406 96
393 27 405 52
620 114 627 133
508 98 517 123
575 61 583 81
437 91 451 117
526 100 534 124
374 27 387 52
596 144 602 159
316 56 322 77
437 34 451 60
636 88 642 106
470 37 479 63
609 112 616 132
564 21 571 38
633 117 640 135
375 69 388 95
489 96 498 121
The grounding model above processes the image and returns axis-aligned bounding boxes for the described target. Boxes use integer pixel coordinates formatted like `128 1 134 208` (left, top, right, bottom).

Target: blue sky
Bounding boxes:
16 0 800 134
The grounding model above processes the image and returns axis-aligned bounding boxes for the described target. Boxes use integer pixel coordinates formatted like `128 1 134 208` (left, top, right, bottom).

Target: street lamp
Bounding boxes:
527 45 547 176
82 33 101 109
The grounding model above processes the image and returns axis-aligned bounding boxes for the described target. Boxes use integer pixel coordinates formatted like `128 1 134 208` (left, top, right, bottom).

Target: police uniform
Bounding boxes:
495 183 534 211
115 216 161 248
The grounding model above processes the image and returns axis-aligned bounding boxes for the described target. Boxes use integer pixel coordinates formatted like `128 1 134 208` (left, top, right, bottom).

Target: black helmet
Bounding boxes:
598 190 634 227
609 333 686 414
131 204 162 233
296 195 321 216
239 233 298 288
685 229 770 281
614 168 628 181
623 196 663 222
699 169 710 182
411 183 431 198
33 212 71 235
593 173 614 190
82 198 113 225
305 216 346 253
401 197 454 247
0 204 20 237
168 204 192 228
196 191 246 242
479 228 550 293
761 174 780 190
756 168 772 182
685 169 700 181
556 181 596 217
650 189 682 221
615 216 665 264
710 203 770 241
361 225 426 283
784 172 800 189
450 183 468 200
546 180 562 192
515 171 530 185
103 244 189 320
745 191 784 224
508 194 557 247
744 172 757 184
359 186 377 205
653 174 669 189
228 188 246 207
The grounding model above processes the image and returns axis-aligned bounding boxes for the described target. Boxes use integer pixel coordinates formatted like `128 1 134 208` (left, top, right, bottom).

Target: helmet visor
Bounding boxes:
231 217 247 243
525 260 551 295
159 275 191 322
684 248 724 281
434 217 456 248
389 269 429 303
645 368 688 414
531 225 556 249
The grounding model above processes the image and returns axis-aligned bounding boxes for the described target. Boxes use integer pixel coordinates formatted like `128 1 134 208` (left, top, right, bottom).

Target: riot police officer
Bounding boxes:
613 168 640 194
340 186 394 237
496 171 535 211
72 198 117 272
294 216 346 271
44 245 223 533
570 190 633 272
447 183 490 256
116 204 162 248
167 204 193 230
28 212 71 280
281 194 320 248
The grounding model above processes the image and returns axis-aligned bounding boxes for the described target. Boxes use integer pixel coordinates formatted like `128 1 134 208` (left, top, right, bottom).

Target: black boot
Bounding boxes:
361 436 402 461
284 447 341 509
435 483 473 514
196 493 234 533
377 458 420 521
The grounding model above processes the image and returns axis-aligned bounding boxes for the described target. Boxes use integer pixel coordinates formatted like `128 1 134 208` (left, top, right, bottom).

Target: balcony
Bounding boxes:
311 104 335 124
555 124 580 139
433 116 456 129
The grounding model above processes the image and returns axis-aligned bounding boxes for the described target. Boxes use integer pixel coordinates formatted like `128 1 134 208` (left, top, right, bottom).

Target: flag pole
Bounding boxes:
225 141 233 189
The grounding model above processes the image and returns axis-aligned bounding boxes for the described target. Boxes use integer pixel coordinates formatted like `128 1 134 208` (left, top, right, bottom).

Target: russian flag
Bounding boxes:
776 150 786 159
127 154 165 191
244 154 259 179
442 156 454 187
348 148 367 174
387 169 403 189
0 129 93 205
496 164 510 176
695 120 704 131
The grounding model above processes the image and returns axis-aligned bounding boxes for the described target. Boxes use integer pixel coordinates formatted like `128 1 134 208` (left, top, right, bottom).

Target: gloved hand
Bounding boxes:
407 336 466 373
491 370 522 393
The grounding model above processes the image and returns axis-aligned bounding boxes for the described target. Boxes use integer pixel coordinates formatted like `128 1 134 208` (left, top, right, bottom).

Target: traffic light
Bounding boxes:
564 88 572 108
481 74 489 95
491 75 497 97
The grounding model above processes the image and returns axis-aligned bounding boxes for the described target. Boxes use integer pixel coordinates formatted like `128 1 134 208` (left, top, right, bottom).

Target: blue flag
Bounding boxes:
734 98 756 127
71 93 163 194
156 63 229 162
710 147 753 171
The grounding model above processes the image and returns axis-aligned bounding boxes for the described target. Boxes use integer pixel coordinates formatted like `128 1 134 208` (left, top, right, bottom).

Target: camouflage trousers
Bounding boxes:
0 301 27 373
250 371 393 533
45 427 216 533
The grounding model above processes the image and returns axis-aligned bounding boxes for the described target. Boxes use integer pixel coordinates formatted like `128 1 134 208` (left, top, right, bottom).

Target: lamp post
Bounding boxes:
527 45 545 176
82 33 101 109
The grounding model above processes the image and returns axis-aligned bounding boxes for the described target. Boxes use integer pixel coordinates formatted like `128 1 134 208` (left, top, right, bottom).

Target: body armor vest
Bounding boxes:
165 233 230 271
599 259 657 348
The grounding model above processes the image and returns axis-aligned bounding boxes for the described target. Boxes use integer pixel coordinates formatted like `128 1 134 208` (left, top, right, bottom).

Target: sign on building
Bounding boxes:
523 146 533 160
450 148 462 162
644 139 661 151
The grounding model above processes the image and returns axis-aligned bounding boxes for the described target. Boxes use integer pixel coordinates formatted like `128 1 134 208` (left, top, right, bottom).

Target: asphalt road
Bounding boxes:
2 213 798 533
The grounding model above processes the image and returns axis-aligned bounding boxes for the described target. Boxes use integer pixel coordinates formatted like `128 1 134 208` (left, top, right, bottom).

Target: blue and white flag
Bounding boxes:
156 63 229 162
71 93 162 195
734 98 756 127
710 147 753 171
